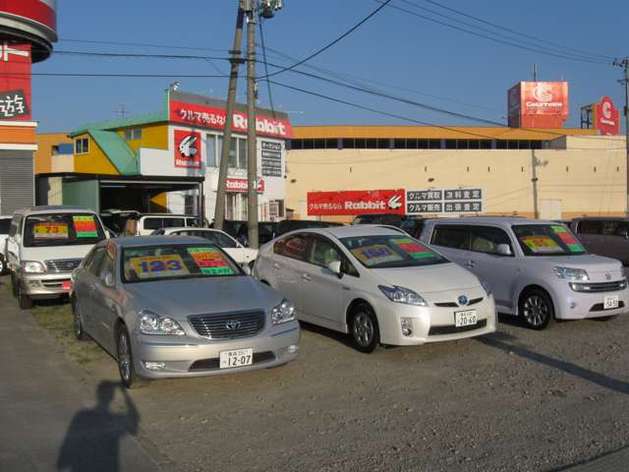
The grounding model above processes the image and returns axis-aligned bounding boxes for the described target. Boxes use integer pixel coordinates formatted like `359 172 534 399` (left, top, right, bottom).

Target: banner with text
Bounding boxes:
406 188 483 215
308 189 405 216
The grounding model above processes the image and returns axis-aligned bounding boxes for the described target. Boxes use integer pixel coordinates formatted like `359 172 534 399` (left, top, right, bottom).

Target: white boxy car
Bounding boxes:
254 225 496 352
5 206 107 309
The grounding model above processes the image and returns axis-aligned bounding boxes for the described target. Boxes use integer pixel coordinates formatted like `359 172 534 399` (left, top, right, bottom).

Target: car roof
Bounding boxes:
162 227 223 234
106 235 210 248
14 205 98 216
295 224 407 239
424 216 560 227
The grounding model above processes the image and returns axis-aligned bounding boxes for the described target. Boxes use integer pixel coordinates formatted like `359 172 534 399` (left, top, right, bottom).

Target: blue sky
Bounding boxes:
34 0 629 133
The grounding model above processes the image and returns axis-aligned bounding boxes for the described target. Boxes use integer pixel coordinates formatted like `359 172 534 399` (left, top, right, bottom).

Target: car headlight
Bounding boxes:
480 279 493 297
379 285 427 306
553 266 589 282
138 310 185 336
272 299 295 325
23 261 46 274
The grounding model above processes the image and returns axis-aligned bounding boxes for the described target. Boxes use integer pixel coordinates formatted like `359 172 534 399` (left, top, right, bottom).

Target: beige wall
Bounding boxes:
286 136 627 222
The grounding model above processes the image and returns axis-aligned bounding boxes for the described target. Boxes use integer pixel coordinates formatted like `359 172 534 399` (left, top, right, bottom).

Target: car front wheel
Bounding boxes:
17 280 33 310
520 289 553 330
72 297 89 341
349 303 380 353
117 326 145 389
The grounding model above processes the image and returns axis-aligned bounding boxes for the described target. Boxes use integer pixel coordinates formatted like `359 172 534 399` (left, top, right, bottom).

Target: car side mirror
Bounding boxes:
242 264 252 276
496 244 512 256
104 272 115 288
327 260 342 278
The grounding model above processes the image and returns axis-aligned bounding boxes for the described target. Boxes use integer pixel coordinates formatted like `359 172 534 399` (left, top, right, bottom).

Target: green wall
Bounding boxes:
62 179 100 213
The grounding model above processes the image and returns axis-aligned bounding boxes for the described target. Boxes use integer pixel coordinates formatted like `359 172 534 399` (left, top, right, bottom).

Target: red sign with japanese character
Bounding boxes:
508 81 568 129
0 42 31 121
225 178 265 193
308 189 405 216
174 130 201 169
169 100 293 139
593 96 619 136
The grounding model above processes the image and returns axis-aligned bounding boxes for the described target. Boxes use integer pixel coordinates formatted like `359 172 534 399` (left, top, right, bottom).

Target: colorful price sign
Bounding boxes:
351 244 404 266
33 223 69 239
521 235 560 254
73 215 98 238
129 254 189 279
551 225 585 253
392 238 437 259
187 247 236 275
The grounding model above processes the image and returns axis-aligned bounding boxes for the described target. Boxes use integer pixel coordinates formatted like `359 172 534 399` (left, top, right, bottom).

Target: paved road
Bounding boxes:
0 278 159 472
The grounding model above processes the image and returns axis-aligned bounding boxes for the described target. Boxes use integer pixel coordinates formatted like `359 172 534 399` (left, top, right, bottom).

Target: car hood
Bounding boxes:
124 275 281 318
21 244 95 262
223 247 258 264
370 262 481 294
528 254 624 280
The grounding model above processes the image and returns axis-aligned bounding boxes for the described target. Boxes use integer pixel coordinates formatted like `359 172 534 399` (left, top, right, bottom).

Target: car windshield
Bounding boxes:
121 243 242 283
512 224 587 257
23 213 105 247
340 235 447 268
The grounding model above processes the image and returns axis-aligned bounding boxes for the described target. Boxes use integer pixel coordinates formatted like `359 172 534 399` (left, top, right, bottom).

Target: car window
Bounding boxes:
9 215 23 238
142 218 162 230
341 235 447 269
577 220 603 235
469 226 513 255
86 248 106 276
0 218 10 234
192 231 239 248
163 218 186 228
99 250 115 283
309 237 342 267
273 234 309 261
431 226 470 250
512 224 586 256
23 213 105 247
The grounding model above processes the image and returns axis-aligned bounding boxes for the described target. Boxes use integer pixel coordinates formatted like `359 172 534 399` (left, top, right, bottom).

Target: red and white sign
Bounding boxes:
0 42 31 121
170 100 293 139
0 0 57 34
308 189 405 216
174 130 201 169
226 177 265 193
508 81 568 128
594 96 619 136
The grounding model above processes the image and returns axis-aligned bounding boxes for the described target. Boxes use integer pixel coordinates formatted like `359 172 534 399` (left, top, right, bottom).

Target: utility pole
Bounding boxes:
245 0 259 249
531 150 539 219
613 57 629 215
213 7 245 231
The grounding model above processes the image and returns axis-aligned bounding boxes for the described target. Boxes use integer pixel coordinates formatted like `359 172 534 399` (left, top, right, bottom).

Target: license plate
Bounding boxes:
62 280 72 291
219 348 253 369
604 295 619 310
454 310 478 328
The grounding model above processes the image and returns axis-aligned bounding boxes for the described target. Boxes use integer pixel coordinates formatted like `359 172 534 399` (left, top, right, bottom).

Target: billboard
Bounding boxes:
0 43 31 121
508 81 569 129
593 96 619 136
307 189 405 216
173 130 202 169
225 177 265 193
0 0 57 61
406 188 482 215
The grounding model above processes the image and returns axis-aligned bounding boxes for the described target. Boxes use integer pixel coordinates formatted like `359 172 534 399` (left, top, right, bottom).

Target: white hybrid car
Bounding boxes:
254 225 496 352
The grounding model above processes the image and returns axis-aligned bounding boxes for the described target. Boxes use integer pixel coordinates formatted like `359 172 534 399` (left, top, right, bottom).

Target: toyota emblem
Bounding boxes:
225 320 241 331
458 295 469 306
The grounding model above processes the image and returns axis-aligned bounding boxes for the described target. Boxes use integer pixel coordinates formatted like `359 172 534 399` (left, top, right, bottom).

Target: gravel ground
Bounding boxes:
23 289 629 472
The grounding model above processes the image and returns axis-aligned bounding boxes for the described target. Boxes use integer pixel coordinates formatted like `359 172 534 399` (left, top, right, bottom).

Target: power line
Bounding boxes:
260 0 393 79
58 37 228 53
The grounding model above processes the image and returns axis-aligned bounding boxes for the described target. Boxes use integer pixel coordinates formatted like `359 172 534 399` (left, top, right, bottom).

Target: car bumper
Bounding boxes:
555 286 629 320
19 272 72 298
132 321 300 379
374 295 497 346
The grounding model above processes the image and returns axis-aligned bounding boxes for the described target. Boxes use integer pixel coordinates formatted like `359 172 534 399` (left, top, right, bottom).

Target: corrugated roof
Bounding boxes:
70 111 167 137
89 130 138 175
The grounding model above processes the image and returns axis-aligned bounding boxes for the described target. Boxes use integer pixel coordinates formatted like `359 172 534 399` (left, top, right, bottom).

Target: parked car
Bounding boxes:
71 236 300 388
100 209 141 236
569 217 629 266
420 217 629 329
5 206 107 309
0 215 11 274
353 214 425 238
151 227 258 268
220 220 278 246
136 214 206 236
254 225 496 353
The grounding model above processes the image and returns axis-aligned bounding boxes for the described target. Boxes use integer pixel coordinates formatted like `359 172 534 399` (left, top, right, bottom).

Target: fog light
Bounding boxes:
401 318 413 337
27 280 40 288
287 344 299 354
143 361 166 371
569 302 577 309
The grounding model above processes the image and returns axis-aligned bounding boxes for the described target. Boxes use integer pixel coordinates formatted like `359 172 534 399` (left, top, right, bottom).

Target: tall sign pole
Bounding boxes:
213 6 245 230
613 58 629 215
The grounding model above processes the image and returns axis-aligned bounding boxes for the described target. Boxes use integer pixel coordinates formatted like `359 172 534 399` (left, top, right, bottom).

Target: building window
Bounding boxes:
206 134 222 167
75 137 89 154
124 128 142 140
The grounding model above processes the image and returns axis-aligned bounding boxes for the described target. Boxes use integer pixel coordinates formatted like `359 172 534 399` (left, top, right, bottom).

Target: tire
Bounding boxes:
17 280 33 310
116 325 145 389
10 272 17 298
519 288 554 330
349 303 380 353
72 297 89 341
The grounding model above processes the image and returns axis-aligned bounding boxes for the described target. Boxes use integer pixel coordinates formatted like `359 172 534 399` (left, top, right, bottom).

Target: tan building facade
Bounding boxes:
286 126 626 222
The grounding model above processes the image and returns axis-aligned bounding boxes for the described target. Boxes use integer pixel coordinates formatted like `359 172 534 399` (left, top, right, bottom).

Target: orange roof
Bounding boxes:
292 125 598 140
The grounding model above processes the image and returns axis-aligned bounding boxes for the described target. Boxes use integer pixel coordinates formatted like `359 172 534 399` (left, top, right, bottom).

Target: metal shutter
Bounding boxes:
0 151 34 215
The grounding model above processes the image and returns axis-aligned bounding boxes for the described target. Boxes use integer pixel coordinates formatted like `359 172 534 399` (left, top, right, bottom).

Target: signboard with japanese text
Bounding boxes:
173 130 202 169
406 188 483 215
593 96 620 136
261 141 282 177
508 81 568 129
308 189 405 216
0 43 31 121
225 177 265 193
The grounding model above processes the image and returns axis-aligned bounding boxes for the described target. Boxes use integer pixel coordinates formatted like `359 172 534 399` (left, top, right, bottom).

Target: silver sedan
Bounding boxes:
71 236 300 388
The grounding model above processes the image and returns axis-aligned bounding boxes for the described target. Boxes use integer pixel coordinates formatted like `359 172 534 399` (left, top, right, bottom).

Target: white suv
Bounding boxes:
6 206 108 309
0 216 11 274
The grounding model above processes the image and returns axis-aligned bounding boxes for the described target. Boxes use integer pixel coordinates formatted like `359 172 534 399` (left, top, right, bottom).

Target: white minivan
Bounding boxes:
5 206 107 309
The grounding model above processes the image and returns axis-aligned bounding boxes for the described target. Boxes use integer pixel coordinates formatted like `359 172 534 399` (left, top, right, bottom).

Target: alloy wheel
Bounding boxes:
118 331 131 382
353 312 374 347
523 295 549 328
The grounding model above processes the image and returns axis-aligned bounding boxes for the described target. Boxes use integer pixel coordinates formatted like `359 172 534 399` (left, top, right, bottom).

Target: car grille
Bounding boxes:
41 278 71 289
189 351 275 371
188 311 265 339
429 319 487 336
570 280 627 293
434 297 484 308
45 258 83 273
590 301 625 312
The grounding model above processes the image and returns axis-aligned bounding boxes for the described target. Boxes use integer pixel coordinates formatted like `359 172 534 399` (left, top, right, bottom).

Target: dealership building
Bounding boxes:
35 90 292 222
285 85 627 222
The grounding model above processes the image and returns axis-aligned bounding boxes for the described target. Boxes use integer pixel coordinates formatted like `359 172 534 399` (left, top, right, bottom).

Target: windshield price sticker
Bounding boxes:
187 247 236 275
351 244 404 266
392 238 437 259
73 215 98 238
551 225 585 252
521 235 560 253
129 254 190 279
33 223 69 239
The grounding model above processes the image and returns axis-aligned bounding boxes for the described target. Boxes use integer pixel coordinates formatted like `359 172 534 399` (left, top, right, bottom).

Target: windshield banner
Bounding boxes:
73 215 98 238
33 222 68 239
187 247 236 275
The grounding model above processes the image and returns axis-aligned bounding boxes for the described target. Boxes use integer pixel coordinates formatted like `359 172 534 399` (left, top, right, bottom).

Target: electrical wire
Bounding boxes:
58 37 228 53
260 0 393 79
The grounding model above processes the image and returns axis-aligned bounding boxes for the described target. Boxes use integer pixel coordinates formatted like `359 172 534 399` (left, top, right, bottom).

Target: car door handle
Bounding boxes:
465 260 475 268
301 273 311 281
342 286 351 291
